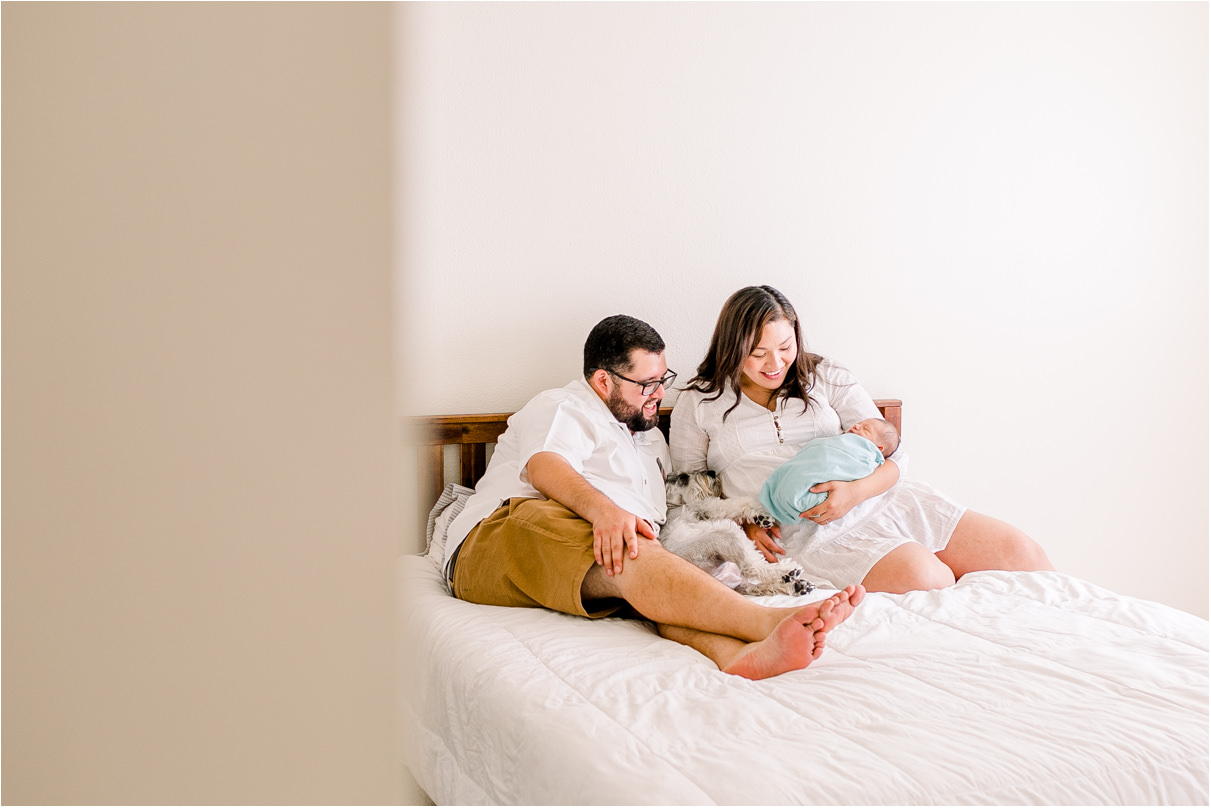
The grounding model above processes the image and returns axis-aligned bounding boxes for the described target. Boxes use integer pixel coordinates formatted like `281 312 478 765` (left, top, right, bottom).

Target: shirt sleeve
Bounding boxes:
669 392 710 474
513 394 598 481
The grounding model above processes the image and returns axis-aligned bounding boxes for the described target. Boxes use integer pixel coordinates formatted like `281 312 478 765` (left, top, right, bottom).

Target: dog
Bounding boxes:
661 470 814 597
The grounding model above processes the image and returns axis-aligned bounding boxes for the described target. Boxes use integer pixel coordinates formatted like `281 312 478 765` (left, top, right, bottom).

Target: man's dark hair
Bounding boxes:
583 315 665 379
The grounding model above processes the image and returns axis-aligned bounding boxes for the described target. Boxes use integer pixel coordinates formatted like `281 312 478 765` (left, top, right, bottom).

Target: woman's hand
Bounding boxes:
801 479 863 525
743 521 785 563
802 460 900 527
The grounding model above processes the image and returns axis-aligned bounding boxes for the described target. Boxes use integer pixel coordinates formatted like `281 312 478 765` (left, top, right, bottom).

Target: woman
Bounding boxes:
669 285 1053 594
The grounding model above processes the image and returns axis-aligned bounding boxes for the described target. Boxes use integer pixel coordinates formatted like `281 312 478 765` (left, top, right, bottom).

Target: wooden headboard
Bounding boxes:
404 399 902 537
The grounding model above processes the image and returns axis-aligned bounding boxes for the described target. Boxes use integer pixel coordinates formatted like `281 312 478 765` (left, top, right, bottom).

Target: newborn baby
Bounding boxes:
759 418 899 525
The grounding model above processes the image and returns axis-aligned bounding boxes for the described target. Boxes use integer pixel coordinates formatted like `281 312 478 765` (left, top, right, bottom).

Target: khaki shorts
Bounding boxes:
451 497 623 618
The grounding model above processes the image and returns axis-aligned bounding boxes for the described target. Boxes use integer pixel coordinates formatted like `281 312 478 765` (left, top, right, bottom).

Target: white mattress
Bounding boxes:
397 554 1208 805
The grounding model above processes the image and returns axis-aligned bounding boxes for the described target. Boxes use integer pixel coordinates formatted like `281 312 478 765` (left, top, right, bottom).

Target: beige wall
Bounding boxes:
3 3 402 803
396 2 1208 617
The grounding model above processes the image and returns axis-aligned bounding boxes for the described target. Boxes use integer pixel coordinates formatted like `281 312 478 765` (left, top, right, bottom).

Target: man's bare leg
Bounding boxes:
582 539 864 676
659 587 863 680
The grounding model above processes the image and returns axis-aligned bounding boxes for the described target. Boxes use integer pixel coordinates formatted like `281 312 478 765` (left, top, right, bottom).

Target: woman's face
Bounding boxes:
739 318 797 393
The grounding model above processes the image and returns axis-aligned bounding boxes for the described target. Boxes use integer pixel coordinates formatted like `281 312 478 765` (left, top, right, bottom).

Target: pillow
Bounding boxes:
425 483 475 572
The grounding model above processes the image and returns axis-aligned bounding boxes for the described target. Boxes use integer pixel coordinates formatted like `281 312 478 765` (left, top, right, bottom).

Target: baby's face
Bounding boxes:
848 419 886 452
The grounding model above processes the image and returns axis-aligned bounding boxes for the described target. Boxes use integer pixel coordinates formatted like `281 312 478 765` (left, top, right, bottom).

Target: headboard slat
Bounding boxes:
460 443 487 488
879 400 902 437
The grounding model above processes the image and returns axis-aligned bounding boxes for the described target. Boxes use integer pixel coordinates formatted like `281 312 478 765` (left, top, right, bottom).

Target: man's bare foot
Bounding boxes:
819 585 865 628
721 586 863 680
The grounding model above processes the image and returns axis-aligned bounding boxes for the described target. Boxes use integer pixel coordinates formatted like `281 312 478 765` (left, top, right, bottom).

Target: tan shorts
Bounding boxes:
451 497 623 618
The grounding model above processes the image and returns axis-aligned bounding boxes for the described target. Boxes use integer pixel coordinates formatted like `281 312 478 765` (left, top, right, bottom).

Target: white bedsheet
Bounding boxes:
397 554 1208 805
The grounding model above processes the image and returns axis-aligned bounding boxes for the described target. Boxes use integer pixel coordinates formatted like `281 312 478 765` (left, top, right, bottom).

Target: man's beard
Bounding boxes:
607 387 660 433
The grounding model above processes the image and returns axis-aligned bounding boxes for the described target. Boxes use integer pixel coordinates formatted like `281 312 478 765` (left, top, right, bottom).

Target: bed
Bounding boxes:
398 402 1208 805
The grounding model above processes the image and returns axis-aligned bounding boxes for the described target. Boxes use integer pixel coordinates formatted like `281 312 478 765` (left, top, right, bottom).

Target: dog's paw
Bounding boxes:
753 512 776 529
725 497 776 529
737 562 815 597
784 569 815 595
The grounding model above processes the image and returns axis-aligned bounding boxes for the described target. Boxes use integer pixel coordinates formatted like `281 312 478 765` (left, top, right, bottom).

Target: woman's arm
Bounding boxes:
799 459 899 524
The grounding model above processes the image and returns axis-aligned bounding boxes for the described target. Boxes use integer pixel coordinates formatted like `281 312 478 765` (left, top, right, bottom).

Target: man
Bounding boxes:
443 315 863 679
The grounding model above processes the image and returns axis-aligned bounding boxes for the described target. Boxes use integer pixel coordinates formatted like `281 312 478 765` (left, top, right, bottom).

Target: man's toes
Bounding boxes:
818 594 840 618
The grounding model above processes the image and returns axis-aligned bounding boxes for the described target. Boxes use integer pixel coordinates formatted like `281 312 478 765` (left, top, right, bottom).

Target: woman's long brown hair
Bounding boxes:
684 285 822 420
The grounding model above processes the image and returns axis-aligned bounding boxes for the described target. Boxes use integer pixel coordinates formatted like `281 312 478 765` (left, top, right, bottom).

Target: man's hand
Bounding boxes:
744 521 785 563
525 451 658 576
593 505 658 576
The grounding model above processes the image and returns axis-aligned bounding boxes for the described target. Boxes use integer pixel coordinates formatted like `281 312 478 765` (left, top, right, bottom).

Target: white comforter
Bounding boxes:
397 554 1208 805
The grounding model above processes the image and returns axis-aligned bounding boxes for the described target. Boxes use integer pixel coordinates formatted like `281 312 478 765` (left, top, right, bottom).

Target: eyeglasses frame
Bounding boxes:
605 368 677 396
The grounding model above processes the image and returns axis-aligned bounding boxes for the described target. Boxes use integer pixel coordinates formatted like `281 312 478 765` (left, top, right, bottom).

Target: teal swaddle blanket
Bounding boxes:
759 433 885 524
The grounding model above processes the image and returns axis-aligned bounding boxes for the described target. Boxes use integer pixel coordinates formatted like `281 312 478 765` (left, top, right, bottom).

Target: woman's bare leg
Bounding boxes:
936 510 1054 579
861 542 956 594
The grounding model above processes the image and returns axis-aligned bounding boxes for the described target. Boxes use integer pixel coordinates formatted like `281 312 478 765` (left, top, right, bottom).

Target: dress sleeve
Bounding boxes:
669 393 710 474
884 442 910 476
818 360 882 431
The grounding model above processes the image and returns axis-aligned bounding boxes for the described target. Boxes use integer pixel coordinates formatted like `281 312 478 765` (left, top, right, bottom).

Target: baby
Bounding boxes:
759 418 900 525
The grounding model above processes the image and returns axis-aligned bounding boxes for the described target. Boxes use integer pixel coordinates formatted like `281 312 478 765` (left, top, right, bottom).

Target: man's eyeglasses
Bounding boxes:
607 369 677 396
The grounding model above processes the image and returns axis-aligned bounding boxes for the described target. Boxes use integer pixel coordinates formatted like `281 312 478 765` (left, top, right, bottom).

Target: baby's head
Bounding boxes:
848 418 899 458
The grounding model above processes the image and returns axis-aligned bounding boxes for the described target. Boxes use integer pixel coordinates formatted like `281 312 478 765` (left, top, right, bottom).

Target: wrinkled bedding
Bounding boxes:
397 554 1208 805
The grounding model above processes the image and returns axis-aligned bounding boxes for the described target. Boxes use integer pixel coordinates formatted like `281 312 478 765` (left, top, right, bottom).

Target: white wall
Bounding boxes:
4 4 403 803
396 2 1208 617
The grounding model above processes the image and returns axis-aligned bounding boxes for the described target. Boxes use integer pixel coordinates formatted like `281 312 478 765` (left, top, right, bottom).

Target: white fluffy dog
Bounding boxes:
661 470 814 597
